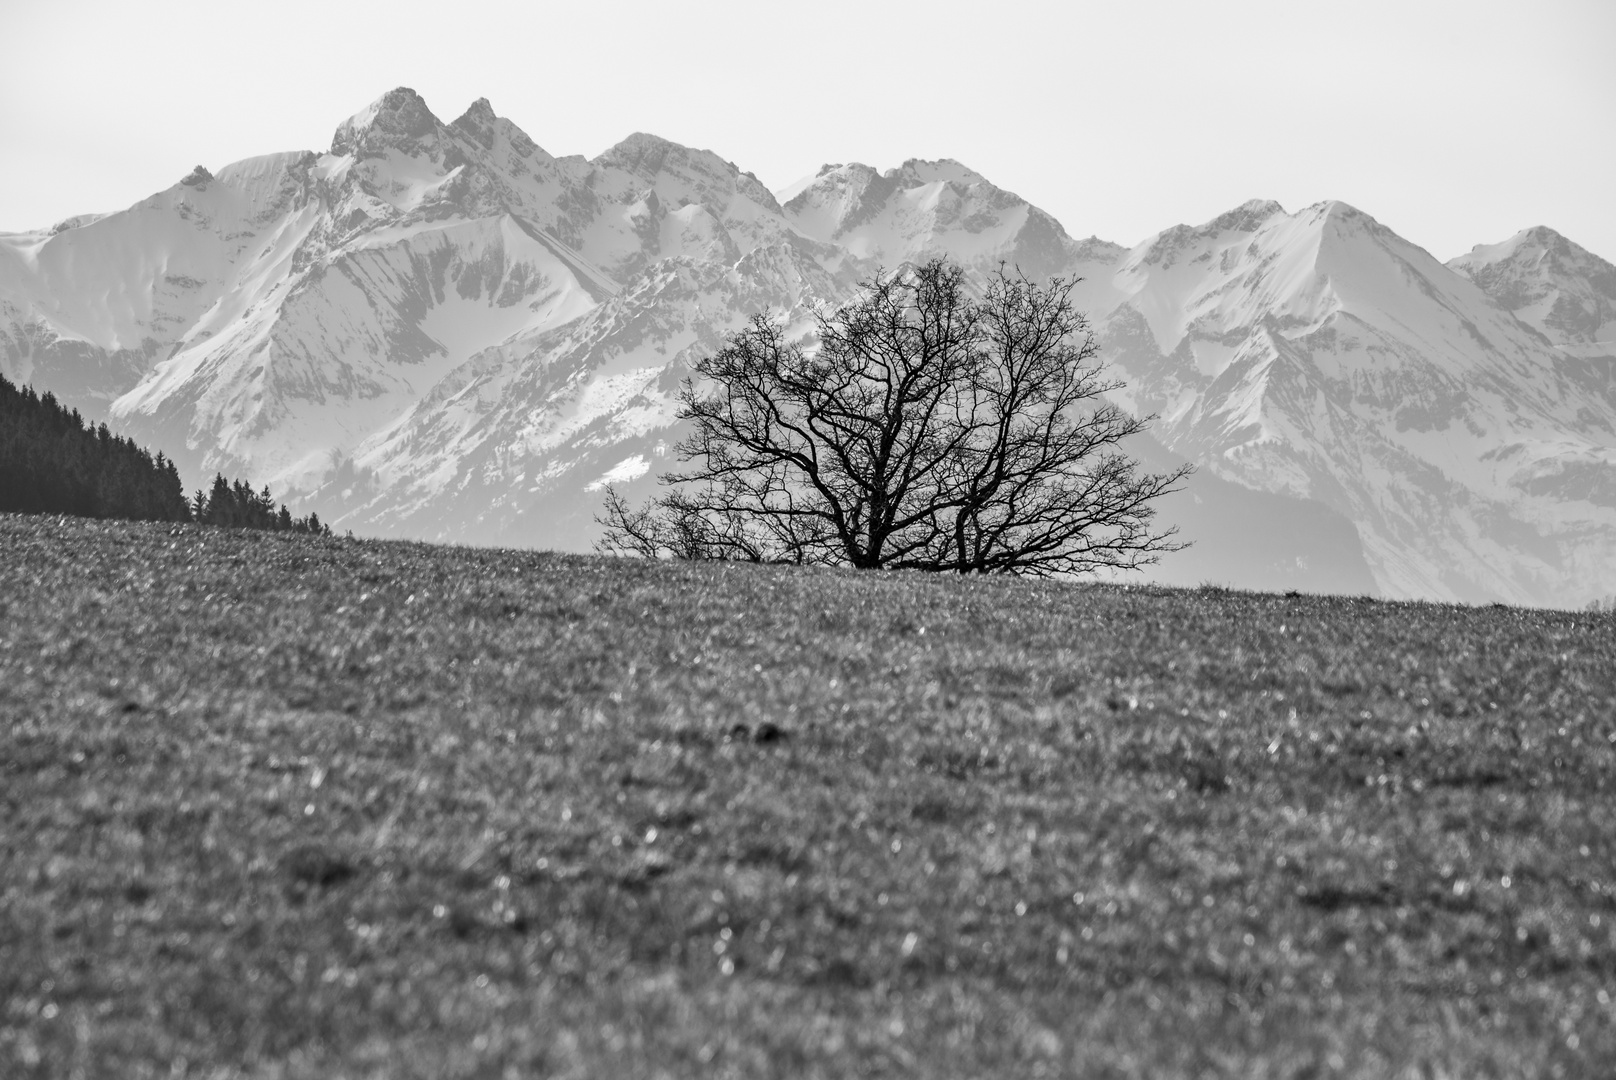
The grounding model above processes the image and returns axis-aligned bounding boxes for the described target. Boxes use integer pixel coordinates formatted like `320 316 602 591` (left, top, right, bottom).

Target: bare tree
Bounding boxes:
599 257 1189 575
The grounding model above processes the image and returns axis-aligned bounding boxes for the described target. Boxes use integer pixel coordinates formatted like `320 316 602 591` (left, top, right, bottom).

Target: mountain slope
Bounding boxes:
311 148 1119 550
0 93 610 494
5 89 1614 605
1071 201 1616 606
1449 226 1616 357
0 153 315 411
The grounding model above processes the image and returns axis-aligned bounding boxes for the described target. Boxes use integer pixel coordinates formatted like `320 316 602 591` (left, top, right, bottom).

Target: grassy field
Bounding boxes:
2 512 1613 1078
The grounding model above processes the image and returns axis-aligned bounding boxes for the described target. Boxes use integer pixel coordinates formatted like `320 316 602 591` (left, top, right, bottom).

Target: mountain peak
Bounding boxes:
1449 224 1616 347
595 132 688 177
1071 235 1127 264
592 133 772 210
1520 224 1569 246
448 97 546 159
1452 225 1611 274
1499 227 1615 272
331 87 442 157
1302 200 1406 248
1312 199 1365 222
1206 198 1285 233
459 97 496 124
12 89 1616 611
890 158 986 187
1136 199 1290 265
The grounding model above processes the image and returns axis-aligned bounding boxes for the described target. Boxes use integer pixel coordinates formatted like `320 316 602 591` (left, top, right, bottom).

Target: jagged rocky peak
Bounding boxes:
780 156 1065 271
596 132 736 187
775 162 846 199
1518 225 1578 255
1208 198 1285 234
1137 199 1389 269
449 96 500 147
889 157 989 187
779 160 878 208
449 97 547 160
1452 225 1616 346
1453 225 1612 278
181 164 213 188
1070 235 1128 264
1135 200 1287 265
331 87 443 157
593 132 782 217
596 131 682 176
1519 224 1579 254
900 158 1029 216
458 96 496 125
791 158 1002 206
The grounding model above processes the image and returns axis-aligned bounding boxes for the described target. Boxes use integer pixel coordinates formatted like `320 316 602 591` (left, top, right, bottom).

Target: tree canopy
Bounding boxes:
600 258 1188 575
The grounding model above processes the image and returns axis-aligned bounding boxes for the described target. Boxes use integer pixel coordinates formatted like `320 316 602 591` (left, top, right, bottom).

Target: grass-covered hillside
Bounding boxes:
2 513 1613 1078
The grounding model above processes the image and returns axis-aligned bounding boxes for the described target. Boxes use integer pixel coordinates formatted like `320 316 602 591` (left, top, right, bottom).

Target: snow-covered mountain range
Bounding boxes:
4 88 1613 607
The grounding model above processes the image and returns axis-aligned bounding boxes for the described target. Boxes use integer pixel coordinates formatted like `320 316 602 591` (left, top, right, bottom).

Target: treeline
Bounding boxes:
1 372 328 535
189 474 328 534
2 371 188 520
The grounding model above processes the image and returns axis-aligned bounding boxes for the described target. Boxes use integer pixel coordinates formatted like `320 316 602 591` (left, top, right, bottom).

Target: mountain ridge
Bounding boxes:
4 88 1613 607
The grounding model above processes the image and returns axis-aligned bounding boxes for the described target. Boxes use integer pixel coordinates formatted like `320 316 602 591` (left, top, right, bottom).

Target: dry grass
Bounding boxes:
2 513 1613 1078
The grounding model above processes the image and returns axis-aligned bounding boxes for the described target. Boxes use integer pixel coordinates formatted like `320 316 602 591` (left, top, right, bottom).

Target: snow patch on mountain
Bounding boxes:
1080 201 1616 606
1450 226 1616 358
6 87 1616 607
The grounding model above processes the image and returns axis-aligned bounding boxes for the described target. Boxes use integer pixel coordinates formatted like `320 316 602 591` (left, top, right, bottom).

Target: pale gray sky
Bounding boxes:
2 0 1612 261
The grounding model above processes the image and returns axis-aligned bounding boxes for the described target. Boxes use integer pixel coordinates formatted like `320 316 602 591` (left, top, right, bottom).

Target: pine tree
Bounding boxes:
2 371 332 536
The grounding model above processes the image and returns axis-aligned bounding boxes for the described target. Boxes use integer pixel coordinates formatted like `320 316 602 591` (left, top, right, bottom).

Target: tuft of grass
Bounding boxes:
2 512 1613 1078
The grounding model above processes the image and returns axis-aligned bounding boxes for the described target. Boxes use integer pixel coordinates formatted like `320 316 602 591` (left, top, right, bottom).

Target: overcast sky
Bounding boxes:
3 0 1612 262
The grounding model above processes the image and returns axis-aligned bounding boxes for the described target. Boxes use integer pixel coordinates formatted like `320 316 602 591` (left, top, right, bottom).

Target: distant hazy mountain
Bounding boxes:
1450 226 1616 356
4 88 1612 607
1071 202 1616 606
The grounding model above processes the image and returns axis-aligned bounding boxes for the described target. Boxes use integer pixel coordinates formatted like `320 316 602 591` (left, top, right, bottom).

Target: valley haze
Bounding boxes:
3 88 1614 607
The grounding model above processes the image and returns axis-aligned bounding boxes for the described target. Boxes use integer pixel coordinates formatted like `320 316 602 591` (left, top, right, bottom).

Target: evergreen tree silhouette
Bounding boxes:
2 372 330 536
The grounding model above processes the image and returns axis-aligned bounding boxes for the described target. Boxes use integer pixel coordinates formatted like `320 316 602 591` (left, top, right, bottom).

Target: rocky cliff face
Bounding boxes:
4 88 1612 606
1450 226 1616 355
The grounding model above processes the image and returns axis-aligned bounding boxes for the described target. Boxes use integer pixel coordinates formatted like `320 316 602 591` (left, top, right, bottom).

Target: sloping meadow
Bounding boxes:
2 513 1613 1077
